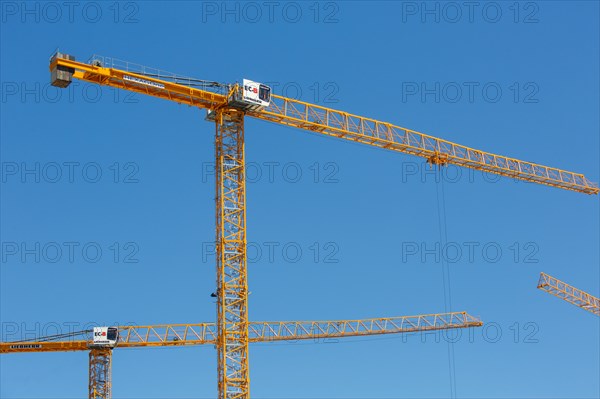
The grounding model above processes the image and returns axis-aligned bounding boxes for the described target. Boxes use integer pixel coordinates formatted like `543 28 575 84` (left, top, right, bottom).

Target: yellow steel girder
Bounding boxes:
538 272 600 316
0 312 482 354
215 110 250 398
89 348 111 399
48 55 598 195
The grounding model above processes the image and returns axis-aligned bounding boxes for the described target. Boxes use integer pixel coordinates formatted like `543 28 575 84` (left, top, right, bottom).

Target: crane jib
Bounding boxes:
47 52 597 195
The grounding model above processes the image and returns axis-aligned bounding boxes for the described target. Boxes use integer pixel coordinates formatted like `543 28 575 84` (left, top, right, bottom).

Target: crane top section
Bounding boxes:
49 51 599 195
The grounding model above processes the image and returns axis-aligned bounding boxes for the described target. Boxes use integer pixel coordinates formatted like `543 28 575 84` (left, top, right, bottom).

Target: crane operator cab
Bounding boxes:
229 79 271 111
207 78 271 120
92 327 119 348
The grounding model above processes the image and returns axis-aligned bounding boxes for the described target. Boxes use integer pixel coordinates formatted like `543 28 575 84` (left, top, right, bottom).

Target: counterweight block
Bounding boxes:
50 52 76 88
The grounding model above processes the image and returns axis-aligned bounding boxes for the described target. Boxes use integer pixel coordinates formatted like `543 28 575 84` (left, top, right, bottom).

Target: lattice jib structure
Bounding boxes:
48 54 598 195
0 312 482 354
538 272 600 316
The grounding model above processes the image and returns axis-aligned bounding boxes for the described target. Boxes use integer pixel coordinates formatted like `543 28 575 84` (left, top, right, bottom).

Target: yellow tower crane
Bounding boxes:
537 272 600 316
1 313 482 398
15 50 594 398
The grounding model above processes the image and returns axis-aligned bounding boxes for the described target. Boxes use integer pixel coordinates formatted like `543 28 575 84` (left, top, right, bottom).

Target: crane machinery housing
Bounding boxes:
2 49 598 399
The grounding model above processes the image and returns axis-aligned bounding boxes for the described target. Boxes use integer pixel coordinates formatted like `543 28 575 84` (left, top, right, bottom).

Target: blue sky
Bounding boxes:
1 1 599 398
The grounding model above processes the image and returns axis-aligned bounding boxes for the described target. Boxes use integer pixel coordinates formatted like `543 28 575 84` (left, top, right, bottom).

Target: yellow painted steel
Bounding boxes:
49 56 598 195
215 110 250 398
0 341 89 353
2 313 482 398
35 51 596 397
253 97 598 194
89 348 111 399
49 57 226 109
537 272 600 316
0 312 482 354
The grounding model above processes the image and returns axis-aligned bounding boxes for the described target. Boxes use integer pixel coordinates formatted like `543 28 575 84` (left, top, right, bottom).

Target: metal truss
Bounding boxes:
49 56 598 195
252 95 598 194
89 348 112 399
538 272 599 316
0 312 482 354
215 110 250 398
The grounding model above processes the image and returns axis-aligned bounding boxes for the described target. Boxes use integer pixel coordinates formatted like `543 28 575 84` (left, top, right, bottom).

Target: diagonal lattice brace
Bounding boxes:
538 272 600 316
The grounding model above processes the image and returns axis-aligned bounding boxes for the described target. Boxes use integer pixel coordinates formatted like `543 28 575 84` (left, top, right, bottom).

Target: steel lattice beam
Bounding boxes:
89 348 112 399
538 272 600 316
215 110 250 398
48 56 598 195
1 313 483 397
0 312 482 354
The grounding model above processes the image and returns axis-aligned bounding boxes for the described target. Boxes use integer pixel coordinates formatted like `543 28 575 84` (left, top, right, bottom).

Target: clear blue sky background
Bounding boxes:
1 1 599 398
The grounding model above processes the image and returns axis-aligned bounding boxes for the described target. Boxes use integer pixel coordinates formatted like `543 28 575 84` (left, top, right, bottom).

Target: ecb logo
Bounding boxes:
244 85 258 94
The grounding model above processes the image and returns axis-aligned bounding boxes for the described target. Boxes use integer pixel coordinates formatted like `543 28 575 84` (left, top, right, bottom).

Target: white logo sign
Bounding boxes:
242 79 270 107
124 75 165 89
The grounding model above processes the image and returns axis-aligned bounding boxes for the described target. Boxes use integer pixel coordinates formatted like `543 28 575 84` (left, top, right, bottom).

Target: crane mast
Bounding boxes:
89 349 112 399
215 110 250 397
